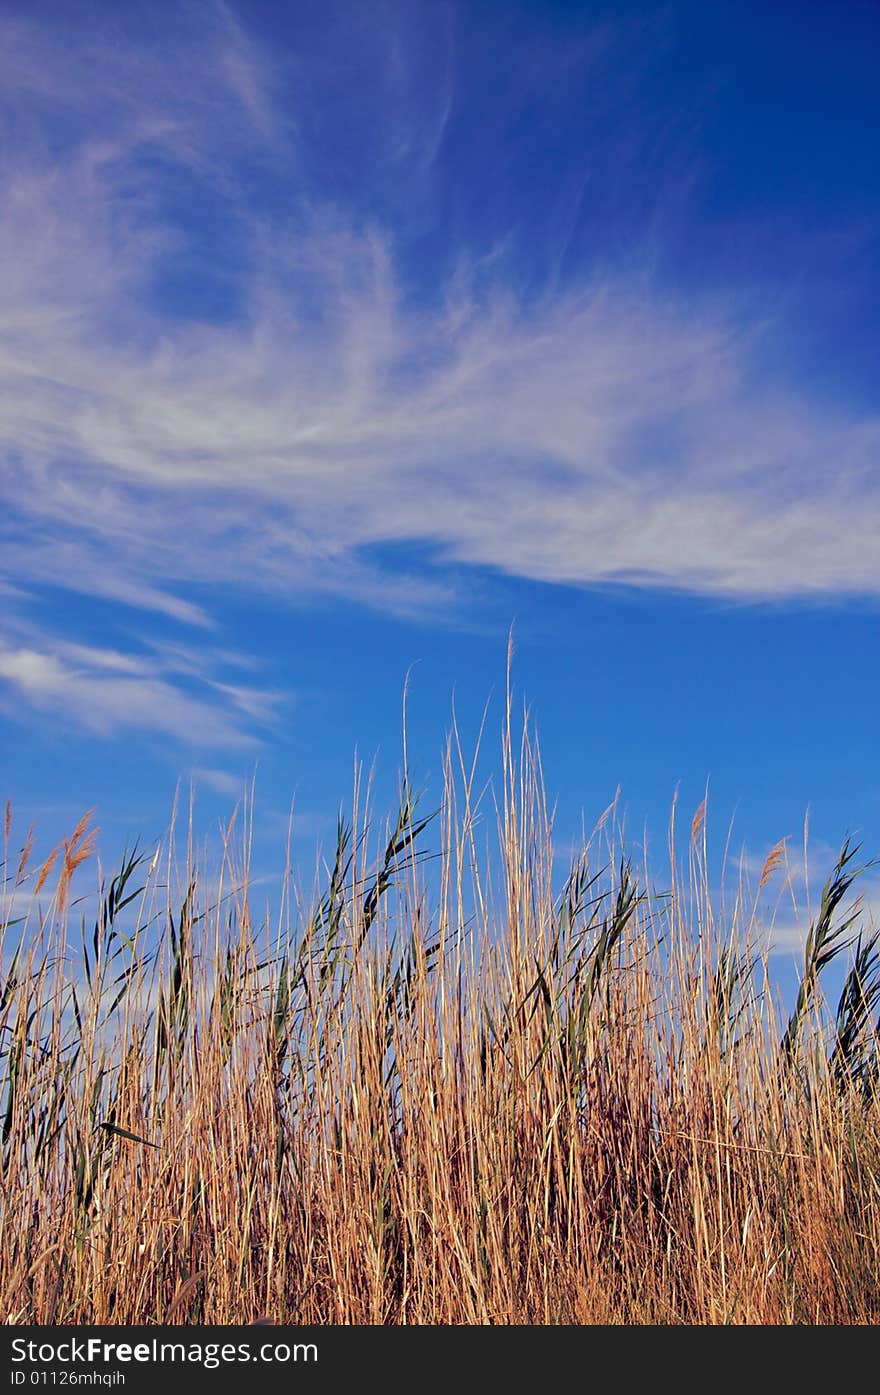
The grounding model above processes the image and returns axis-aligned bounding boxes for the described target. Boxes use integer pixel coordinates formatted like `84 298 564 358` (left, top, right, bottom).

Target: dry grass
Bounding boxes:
2 708 880 1325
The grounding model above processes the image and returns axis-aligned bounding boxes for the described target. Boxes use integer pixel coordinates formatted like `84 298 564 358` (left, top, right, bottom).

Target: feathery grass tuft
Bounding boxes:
2 716 880 1324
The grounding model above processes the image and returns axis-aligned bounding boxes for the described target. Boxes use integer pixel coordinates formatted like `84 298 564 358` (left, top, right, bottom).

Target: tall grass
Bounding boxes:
2 707 880 1325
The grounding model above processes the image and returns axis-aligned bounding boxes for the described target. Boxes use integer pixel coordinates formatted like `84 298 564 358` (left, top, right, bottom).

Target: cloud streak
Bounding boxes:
0 628 280 749
1 2 879 635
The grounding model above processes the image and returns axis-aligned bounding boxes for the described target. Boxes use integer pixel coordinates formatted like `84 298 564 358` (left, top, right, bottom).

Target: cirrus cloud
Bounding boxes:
1 0 878 637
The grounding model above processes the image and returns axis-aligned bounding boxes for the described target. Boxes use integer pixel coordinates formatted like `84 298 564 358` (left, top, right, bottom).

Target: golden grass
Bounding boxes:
1 711 879 1325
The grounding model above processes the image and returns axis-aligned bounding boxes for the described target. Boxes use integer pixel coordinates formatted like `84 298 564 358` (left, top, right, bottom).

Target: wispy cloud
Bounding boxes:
189 766 254 799
1 2 878 636
734 835 880 958
0 627 281 749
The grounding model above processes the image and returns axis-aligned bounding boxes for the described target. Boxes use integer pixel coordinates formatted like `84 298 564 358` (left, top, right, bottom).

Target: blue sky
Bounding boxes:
1 0 879 983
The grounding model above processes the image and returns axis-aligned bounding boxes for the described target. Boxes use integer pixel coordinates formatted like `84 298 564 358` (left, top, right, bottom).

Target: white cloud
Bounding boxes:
0 634 279 749
734 836 880 958
190 767 252 798
1 886 51 928
0 4 878 631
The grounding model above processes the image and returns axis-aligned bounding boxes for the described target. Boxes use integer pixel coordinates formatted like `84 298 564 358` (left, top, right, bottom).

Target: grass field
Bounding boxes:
3 703 880 1325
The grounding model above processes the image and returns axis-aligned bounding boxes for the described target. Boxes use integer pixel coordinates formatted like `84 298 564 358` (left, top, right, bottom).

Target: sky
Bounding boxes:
1 0 879 989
